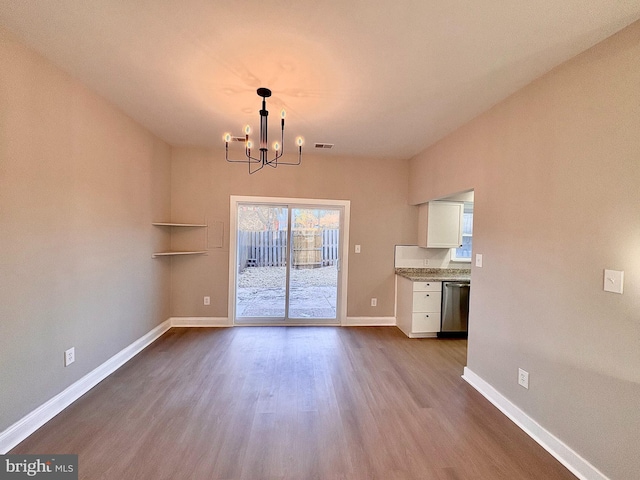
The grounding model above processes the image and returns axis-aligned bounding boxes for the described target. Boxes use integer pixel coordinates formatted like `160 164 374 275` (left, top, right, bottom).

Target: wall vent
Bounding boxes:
314 143 334 149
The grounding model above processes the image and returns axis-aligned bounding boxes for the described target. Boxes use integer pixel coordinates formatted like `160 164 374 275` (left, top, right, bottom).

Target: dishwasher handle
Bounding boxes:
445 283 470 288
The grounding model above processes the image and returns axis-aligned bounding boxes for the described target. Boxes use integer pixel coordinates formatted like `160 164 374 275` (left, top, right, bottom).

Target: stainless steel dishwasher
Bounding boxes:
438 281 470 338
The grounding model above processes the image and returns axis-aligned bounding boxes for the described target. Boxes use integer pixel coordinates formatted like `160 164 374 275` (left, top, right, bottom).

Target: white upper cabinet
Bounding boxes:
417 201 464 248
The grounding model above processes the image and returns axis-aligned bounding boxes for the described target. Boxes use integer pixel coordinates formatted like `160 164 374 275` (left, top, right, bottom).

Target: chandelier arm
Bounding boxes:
277 115 285 166
272 145 302 166
226 157 262 164
225 146 261 164
279 118 285 165
249 159 265 174
265 149 284 166
245 149 263 163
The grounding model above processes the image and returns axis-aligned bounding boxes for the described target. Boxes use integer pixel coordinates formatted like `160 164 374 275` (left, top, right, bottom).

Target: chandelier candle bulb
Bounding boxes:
273 142 280 151
244 125 251 135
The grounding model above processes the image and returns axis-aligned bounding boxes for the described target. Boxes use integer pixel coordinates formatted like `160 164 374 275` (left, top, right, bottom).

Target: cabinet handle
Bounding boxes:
425 294 429 297
425 314 429 318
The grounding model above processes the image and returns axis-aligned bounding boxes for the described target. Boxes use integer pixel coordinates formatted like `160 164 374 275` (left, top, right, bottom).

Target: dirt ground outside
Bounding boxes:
236 266 337 319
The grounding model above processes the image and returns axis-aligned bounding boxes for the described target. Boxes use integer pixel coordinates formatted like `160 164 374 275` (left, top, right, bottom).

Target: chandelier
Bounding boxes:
224 88 304 174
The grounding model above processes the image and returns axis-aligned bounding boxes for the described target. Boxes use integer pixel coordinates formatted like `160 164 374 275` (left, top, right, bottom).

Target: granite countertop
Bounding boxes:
395 268 471 282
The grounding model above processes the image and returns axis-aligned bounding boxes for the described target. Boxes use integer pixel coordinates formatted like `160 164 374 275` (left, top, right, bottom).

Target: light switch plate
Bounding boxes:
355 245 361 254
604 269 624 294
475 254 483 268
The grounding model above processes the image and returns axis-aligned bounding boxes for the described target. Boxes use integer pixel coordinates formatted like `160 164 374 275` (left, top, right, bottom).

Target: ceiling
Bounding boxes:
1 1 639 160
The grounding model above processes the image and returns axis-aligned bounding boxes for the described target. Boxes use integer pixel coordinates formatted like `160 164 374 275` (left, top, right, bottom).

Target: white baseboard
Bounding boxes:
0 319 172 454
344 316 396 327
173 316 395 328
462 367 608 480
170 317 231 327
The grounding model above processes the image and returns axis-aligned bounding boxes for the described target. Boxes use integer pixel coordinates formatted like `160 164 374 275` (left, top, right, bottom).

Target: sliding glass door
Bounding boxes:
233 200 344 324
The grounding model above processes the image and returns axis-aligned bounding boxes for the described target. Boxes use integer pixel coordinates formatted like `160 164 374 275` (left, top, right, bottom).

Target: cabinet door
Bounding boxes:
426 202 464 248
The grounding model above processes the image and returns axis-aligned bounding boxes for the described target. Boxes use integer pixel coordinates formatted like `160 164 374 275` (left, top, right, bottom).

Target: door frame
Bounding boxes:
229 195 351 325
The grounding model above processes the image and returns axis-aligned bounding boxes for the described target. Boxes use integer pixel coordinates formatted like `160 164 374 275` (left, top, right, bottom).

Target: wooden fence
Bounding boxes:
238 229 339 271
321 228 339 266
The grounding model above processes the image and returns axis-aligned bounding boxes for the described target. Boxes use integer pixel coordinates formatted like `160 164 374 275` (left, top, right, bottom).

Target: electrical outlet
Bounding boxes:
423 258 429 266
518 368 529 389
65 347 75 367
204 296 211 305
371 298 377 307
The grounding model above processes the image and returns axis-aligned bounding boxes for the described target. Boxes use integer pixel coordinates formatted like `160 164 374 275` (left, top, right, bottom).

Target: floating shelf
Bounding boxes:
152 251 207 258
152 222 208 258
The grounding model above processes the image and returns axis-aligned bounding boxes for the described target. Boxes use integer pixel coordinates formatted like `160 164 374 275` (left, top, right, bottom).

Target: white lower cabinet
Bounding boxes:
396 277 442 338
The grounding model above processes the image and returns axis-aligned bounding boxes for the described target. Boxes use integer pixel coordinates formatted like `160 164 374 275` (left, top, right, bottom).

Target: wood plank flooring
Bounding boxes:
11 327 576 479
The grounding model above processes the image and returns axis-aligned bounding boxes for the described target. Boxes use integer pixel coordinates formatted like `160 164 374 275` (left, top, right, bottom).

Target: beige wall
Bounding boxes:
169 148 416 318
0 29 172 432
409 21 640 479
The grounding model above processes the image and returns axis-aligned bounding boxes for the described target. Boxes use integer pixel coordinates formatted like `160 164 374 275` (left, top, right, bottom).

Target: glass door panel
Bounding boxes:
235 204 288 321
288 208 340 320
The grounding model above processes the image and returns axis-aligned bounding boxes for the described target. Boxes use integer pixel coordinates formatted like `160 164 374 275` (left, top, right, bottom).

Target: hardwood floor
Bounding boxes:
12 327 576 479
